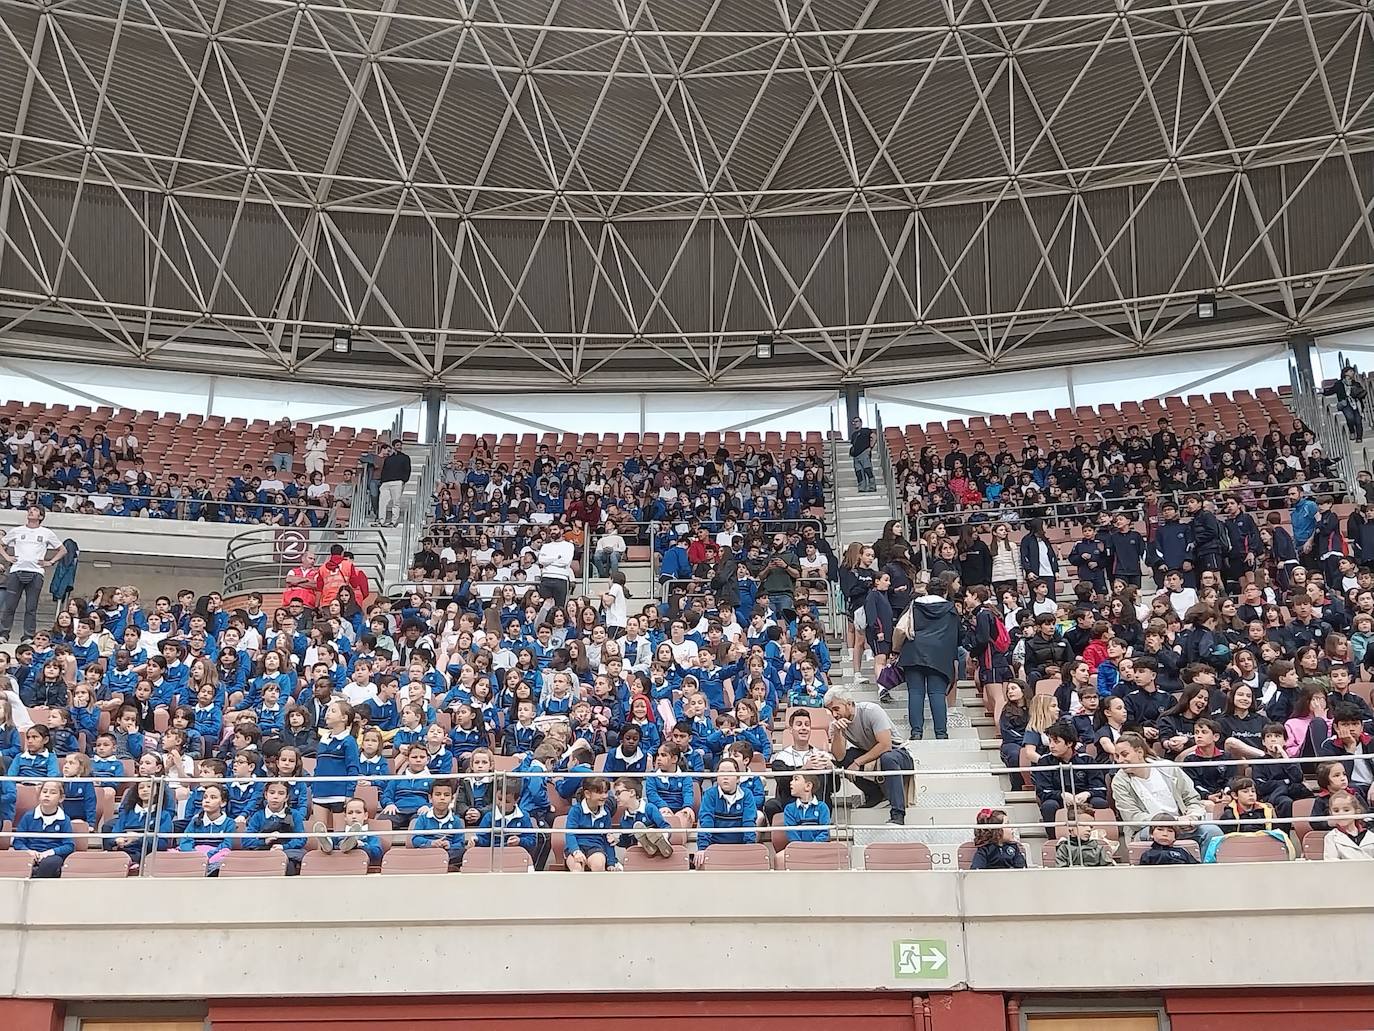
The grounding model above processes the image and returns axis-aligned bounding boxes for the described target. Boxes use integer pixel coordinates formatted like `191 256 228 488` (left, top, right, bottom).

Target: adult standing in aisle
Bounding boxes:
849 416 876 493
375 440 412 528
537 523 576 607
0 506 67 643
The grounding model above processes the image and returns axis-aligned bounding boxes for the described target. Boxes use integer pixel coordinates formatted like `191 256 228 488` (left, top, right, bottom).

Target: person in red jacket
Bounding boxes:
315 544 369 607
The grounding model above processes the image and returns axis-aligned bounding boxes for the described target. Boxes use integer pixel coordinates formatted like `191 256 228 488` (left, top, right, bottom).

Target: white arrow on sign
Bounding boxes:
923 945 947 973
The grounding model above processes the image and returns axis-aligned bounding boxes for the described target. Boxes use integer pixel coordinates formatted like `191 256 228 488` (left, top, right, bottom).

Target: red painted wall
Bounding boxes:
0 1001 63 1031
209 995 922 1031
1167 991 1374 1031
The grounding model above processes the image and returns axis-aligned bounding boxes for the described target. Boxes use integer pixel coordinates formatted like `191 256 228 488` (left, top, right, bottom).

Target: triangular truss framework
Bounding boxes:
0 0 1371 390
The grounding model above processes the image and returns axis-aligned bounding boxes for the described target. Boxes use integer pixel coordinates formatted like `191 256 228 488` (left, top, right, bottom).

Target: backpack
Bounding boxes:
987 609 1012 654
1216 517 1233 555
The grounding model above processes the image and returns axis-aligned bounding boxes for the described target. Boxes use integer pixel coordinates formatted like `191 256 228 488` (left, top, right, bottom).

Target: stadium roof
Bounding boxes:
0 0 1371 390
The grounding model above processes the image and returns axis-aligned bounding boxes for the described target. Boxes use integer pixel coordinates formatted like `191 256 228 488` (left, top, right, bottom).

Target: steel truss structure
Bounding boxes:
0 0 1372 391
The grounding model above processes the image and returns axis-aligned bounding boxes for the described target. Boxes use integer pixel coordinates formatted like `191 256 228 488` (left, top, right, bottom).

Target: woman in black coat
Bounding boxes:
891 577 961 741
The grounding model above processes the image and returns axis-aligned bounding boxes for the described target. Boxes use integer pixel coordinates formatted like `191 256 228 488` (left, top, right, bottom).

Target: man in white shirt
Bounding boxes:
535 523 575 606
0 506 67 643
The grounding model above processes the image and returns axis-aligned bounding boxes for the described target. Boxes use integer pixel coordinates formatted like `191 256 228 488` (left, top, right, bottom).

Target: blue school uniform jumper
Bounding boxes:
311 731 361 806
13 808 76 877
783 798 832 843
564 799 616 860
410 808 467 865
1 750 60 825
616 801 672 847
382 773 435 824
697 785 758 848
106 803 175 863
61 778 98 828
474 806 537 851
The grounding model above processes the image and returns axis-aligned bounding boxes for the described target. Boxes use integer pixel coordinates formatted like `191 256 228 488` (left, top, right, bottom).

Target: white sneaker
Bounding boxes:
338 822 365 852
312 821 333 853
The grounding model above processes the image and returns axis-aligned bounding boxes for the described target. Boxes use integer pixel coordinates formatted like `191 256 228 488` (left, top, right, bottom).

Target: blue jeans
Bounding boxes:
593 549 621 577
852 450 874 490
905 666 949 740
272 451 293 472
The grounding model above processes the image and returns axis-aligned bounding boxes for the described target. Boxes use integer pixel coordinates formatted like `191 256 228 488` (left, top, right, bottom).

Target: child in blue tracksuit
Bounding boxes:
409 780 467 869
225 752 265 824
106 779 175 865
379 746 435 828
311 702 361 812
645 742 696 819
512 744 557 826
614 778 674 857
13 780 76 877
697 759 758 850
474 781 538 854
2 726 60 826
242 780 307 874
91 734 127 792
59 752 98 829
178 782 235 873
782 773 832 843
603 726 650 780
555 741 597 804
311 796 383 865
563 776 617 872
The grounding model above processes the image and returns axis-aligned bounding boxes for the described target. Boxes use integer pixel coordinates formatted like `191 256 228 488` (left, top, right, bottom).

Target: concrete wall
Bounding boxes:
1 866 1372 1001
0 509 235 600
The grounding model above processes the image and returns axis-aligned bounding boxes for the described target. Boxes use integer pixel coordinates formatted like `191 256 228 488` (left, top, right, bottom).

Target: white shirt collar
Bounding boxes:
719 788 742 804
579 799 608 818
35 808 64 827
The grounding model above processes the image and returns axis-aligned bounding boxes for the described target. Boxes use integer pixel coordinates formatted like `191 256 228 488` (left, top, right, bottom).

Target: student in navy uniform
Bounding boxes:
1149 503 1194 584
177 782 235 874
603 724 650 780
696 757 758 850
969 808 1027 869
1031 722 1108 836
1138 816 1200 865
1252 722 1311 822
105 777 174 866
242 780 308 874
317 796 384 865
58 752 97 829
645 741 696 824
1103 512 1147 588
613 778 674 857
409 779 468 869
782 773 831 843
13 780 76 877
378 745 435 828
2 725 59 826
474 780 538 856
310 699 360 813
1068 522 1109 596
564 775 618 872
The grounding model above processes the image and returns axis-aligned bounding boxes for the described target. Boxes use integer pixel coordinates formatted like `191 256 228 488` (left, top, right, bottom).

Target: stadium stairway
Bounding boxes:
831 454 894 556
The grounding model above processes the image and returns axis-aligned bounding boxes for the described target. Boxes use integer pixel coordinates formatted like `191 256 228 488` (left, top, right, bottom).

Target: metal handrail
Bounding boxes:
392 439 446 594
898 475 1349 538
223 526 388 598
4 484 339 522
873 405 900 523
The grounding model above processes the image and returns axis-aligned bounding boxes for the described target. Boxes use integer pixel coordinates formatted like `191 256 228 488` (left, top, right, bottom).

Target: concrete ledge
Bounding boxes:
0 865 1371 999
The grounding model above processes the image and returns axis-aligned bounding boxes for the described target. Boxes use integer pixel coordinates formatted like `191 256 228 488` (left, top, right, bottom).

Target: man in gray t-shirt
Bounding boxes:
825 688 914 825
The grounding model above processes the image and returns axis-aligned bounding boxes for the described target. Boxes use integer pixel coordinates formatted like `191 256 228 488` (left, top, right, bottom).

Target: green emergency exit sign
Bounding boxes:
893 939 949 978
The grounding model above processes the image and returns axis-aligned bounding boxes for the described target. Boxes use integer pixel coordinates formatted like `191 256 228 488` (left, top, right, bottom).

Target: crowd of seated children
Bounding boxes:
1 414 353 526
425 440 828 559
0 522 852 875
843 427 1374 850
892 410 1337 541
